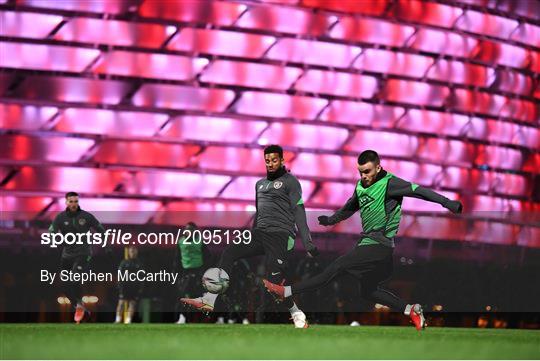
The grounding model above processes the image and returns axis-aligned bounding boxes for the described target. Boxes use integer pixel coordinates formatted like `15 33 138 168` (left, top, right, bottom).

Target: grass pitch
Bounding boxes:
1 324 539 359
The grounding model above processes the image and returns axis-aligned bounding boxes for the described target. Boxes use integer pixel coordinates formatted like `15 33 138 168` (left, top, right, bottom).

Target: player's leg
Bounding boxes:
125 300 136 324
360 258 425 330
261 231 308 328
114 297 126 323
71 255 91 323
263 244 390 299
181 236 264 312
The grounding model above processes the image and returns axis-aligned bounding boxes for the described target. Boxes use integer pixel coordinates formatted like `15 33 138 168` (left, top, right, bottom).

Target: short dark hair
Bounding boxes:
65 191 79 198
357 150 380 165
186 222 197 229
264 144 283 158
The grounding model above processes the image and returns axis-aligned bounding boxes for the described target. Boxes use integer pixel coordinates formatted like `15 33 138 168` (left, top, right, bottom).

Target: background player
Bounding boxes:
264 150 463 330
173 222 211 324
182 145 319 328
115 246 144 324
48 191 105 323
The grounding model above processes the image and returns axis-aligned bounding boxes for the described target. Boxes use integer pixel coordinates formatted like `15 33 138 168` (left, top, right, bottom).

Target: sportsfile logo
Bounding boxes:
41 228 252 248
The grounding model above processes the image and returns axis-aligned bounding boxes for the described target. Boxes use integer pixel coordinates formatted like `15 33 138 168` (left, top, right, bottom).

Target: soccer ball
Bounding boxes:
202 268 230 294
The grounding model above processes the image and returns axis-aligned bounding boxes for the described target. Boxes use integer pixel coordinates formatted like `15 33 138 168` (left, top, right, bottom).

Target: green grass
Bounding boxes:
1 324 539 359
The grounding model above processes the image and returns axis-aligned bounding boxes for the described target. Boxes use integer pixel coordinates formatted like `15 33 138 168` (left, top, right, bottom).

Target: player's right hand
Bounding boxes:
318 215 331 226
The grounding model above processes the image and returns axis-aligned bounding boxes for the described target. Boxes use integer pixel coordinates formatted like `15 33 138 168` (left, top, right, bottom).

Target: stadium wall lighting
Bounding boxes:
56 296 70 305
82 296 99 304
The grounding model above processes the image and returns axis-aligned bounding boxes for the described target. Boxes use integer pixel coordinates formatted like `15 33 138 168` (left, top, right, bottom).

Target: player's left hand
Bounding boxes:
446 200 463 214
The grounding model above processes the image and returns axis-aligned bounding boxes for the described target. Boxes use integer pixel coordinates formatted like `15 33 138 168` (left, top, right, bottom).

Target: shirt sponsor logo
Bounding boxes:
273 181 283 189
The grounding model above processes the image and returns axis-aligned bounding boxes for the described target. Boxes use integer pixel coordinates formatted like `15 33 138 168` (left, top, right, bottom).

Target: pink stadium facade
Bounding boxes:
0 0 538 247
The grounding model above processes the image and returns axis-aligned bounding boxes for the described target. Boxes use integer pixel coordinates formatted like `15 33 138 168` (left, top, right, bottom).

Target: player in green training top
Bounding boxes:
263 150 463 331
173 222 211 324
49 191 106 323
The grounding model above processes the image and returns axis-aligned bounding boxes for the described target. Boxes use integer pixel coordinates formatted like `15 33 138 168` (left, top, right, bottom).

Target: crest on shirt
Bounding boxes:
273 181 283 189
78 218 86 226
64 221 69 225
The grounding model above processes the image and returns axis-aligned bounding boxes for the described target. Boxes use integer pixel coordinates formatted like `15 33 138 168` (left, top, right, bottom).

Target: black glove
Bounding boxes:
445 200 463 214
318 215 331 226
307 247 319 258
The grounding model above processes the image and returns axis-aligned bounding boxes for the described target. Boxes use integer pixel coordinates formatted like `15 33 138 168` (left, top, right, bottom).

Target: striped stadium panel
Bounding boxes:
499 98 538 123
472 40 530 68
382 79 450 106
0 11 63 38
233 91 328 119
294 69 378 98
455 10 520 40
167 28 276 58
517 227 540 248
0 134 94 163
382 160 443 188
235 4 333 36
0 196 53 220
93 51 209 81
299 0 389 16
308 181 356 207
0 42 100 73
475 145 524 171
46 198 161 224
199 60 302 90
401 215 469 241
16 0 139 14
92 141 200 168
440 167 531 198
345 130 420 158
127 170 231 198
54 18 176 47
523 153 540 173
491 70 535 96
220 176 316 201
329 16 416 47
154 201 254 228
451 89 507 118
132 84 235 112
258 122 349 151
410 28 479 57
11 76 131 105
194 147 294 174
3 166 128 193
289 153 359 180
161 116 268 144
397 109 470 137
138 0 246 26
54 108 168 137
426 59 496 87
392 0 463 28
417 138 476 167
353 49 435 78
265 38 362 68
510 23 540 47
0 104 58 130
465 118 540 149
320 101 405 126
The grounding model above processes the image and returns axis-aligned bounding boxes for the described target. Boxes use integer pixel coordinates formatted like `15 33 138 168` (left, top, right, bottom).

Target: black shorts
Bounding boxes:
118 284 142 301
219 229 292 284
60 254 91 273
177 267 205 299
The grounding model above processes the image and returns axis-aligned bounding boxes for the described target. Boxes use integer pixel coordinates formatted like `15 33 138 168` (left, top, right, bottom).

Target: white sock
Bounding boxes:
289 302 300 314
284 286 292 298
203 292 218 306
124 317 131 324
404 304 413 315
115 315 121 323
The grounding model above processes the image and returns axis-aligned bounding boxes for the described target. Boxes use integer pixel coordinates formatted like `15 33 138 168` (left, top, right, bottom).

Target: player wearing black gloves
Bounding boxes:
264 150 463 331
